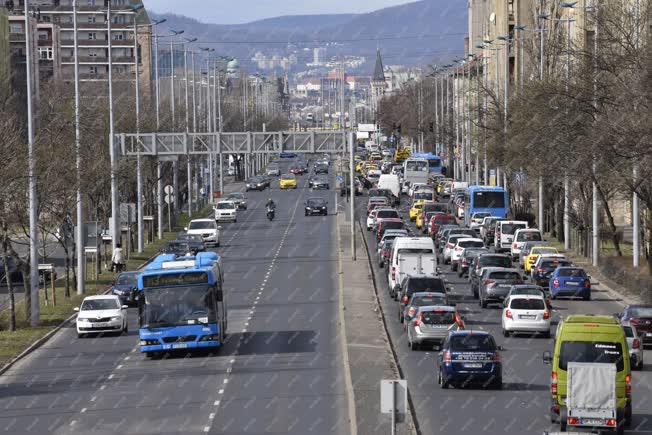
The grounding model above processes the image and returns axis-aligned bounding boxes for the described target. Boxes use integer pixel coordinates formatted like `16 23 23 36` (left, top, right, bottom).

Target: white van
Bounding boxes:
388 237 437 291
494 220 529 252
510 228 543 259
377 174 400 199
365 141 379 153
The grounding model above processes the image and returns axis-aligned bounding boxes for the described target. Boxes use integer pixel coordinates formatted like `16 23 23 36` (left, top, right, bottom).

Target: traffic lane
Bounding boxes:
0 307 142 434
57 195 271 435
358 197 652 434
211 173 349 434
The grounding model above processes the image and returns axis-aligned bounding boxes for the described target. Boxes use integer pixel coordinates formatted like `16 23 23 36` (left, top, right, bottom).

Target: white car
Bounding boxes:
186 218 221 246
450 238 485 271
267 165 281 176
622 321 644 370
214 200 237 223
510 228 543 260
501 295 551 337
469 212 492 230
75 295 127 338
367 209 380 231
408 183 428 198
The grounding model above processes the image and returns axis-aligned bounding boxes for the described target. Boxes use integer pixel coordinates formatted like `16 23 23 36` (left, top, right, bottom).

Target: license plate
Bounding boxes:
576 418 606 426
92 322 109 327
520 315 536 320
172 343 188 349
464 363 482 368
566 281 579 286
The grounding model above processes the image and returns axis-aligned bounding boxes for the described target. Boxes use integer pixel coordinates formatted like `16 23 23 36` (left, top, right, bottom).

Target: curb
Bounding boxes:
0 250 161 378
355 218 420 435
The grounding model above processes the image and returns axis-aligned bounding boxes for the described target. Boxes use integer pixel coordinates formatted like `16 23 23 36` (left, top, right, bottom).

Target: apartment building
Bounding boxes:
7 0 151 94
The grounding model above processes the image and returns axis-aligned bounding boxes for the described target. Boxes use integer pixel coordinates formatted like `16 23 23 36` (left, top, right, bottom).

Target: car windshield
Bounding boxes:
488 271 521 280
414 192 433 200
630 307 652 317
541 260 572 269
412 295 446 306
408 278 446 293
559 341 624 371
502 223 527 235
534 248 557 255
557 268 586 278
377 210 399 219
81 298 120 311
307 200 326 207
473 191 505 208
217 202 236 210
189 221 216 229
421 310 455 325
115 273 138 285
142 285 217 328
458 240 484 248
479 256 512 268
177 234 202 242
227 194 244 200
381 222 404 231
281 174 295 180
512 287 544 296
450 334 496 352
623 326 635 338
473 212 491 219
517 231 542 242
509 298 545 310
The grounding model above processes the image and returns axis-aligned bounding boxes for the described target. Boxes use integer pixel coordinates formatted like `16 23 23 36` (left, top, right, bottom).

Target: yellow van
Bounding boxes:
543 315 632 432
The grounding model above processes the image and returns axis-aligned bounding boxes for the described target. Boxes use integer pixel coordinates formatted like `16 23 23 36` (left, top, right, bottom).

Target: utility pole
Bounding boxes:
154 28 163 240
73 0 85 295
133 5 143 253
183 41 192 217
108 0 119 255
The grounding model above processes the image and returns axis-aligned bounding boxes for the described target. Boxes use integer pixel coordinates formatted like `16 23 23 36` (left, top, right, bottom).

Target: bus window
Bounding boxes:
473 191 505 208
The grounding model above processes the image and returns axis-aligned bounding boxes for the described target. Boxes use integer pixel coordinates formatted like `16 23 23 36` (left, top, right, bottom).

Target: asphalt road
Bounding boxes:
0 159 349 435
357 194 652 435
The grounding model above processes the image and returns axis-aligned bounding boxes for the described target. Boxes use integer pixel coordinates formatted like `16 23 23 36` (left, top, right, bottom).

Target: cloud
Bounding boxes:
144 0 416 24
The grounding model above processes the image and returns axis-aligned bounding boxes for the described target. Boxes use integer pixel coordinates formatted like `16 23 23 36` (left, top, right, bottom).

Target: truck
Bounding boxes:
565 362 620 433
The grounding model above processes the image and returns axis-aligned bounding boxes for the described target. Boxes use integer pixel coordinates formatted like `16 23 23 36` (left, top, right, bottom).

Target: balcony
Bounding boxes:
59 22 133 30
9 33 26 42
60 39 134 47
61 56 134 64
38 38 54 46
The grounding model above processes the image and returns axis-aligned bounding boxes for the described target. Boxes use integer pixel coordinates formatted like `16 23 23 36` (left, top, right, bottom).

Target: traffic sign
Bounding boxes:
380 379 407 415
164 185 174 195
164 194 175 205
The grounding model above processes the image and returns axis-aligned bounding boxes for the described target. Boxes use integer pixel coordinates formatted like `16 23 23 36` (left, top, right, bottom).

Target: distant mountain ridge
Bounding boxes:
150 0 466 70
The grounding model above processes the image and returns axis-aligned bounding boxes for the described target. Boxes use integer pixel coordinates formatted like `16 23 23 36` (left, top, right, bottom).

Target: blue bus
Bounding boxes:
412 152 443 175
464 186 508 224
137 252 226 358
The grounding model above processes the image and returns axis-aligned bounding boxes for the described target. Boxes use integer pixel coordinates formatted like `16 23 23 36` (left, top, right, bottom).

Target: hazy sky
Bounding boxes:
144 0 417 24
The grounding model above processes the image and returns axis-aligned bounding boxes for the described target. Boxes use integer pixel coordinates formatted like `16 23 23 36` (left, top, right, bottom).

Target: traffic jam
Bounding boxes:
355 143 650 434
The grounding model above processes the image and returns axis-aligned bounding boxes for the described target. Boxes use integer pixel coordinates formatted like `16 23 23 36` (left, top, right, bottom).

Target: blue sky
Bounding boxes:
144 0 416 24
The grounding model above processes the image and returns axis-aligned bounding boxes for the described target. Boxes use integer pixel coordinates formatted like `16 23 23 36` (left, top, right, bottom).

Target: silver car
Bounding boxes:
622 321 644 370
402 292 449 327
406 305 463 351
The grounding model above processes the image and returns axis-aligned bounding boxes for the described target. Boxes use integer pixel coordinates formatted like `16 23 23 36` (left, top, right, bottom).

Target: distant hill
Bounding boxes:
150 0 466 71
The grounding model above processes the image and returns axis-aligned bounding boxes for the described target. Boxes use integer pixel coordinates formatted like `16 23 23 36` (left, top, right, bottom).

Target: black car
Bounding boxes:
469 254 513 297
176 233 206 254
111 271 140 306
245 176 267 191
162 241 191 256
314 163 329 174
225 192 248 210
308 175 330 190
305 198 328 216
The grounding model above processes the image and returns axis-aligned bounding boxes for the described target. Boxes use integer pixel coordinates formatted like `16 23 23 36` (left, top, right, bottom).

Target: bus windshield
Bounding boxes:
142 285 216 328
473 191 505 208
405 161 428 172
428 159 441 168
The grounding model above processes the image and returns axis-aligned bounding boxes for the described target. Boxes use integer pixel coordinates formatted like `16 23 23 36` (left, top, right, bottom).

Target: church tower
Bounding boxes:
370 49 386 119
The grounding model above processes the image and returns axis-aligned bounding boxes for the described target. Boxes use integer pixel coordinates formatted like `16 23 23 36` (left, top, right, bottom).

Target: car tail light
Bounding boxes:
605 419 617 427
443 351 452 364
583 279 590 289
552 279 559 289
551 371 558 395
391 267 396 280
414 314 423 327
625 374 631 397
505 310 513 319
543 310 551 320
630 318 640 326
632 338 641 349
402 295 408 305
483 279 495 286
567 417 579 425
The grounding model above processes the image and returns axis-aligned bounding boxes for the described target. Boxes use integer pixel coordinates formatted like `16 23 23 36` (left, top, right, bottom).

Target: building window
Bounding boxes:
88 32 97 40
38 32 49 40
88 15 96 24
41 15 51 23
10 24 23 34
89 66 98 74
113 33 124 40
87 0 96 5
38 47 54 60
89 49 98 57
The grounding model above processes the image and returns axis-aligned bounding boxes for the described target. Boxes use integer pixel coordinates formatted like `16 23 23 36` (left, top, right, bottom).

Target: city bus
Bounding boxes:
137 252 226 358
402 157 429 188
464 186 508 224
412 152 443 175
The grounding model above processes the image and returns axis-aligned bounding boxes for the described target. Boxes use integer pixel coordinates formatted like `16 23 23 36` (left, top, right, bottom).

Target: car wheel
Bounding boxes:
379 260 384 268
480 297 487 309
451 263 457 272
305 212 309 216
123 323 128 334
409 337 419 351
625 403 632 427
439 369 449 389
542 330 551 339
233 218 237 223
502 329 510 338
492 378 502 390
583 293 591 301
216 242 220 247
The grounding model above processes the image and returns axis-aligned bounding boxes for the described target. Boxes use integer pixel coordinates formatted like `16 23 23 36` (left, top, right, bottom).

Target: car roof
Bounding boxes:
456 238 483 243
191 218 217 222
411 291 446 297
508 294 545 300
450 330 491 337
479 253 510 258
483 267 519 272
83 295 120 301
417 305 456 312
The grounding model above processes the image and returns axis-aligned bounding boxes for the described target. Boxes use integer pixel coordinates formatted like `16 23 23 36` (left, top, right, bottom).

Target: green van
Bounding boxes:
543 315 632 432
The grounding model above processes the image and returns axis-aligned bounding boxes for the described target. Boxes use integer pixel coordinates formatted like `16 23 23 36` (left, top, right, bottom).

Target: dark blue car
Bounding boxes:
549 266 590 300
111 271 140 306
437 330 502 389
531 258 572 287
279 152 297 159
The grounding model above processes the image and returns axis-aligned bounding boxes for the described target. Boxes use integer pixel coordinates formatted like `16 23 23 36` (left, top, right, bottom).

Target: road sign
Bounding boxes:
164 194 175 205
380 379 407 415
164 185 174 195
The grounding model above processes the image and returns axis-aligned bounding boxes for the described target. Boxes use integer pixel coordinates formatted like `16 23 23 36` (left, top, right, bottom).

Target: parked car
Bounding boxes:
407 305 464 350
501 294 551 337
437 330 503 390
478 267 523 308
75 295 128 338
549 267 591 300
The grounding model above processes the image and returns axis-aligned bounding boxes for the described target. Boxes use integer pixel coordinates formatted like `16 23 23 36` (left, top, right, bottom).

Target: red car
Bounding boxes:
376 218 404 243
289 166 305 175
367 198 389 215
429 213 457 238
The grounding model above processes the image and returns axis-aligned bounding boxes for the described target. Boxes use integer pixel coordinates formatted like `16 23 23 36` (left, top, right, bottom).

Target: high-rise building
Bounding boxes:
6 0 152 94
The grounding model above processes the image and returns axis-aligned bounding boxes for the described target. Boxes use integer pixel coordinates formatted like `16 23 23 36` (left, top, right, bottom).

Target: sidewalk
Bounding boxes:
337 211 417 435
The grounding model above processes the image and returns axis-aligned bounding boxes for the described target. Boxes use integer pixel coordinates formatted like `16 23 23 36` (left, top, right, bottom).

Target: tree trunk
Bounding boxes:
594 180 622 257
22 268 30 323
64 246 70 299
2 238 16 332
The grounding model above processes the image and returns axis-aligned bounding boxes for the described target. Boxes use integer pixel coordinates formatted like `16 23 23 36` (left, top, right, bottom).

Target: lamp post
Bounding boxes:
182 37 197 217
168 30 184 212
475 43 489 185
150 19 167 240
72 0 84 294
497 35 511 190
107 0 120 255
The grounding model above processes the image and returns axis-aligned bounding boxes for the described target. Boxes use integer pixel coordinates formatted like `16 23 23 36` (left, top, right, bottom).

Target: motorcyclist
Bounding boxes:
265 198 276 211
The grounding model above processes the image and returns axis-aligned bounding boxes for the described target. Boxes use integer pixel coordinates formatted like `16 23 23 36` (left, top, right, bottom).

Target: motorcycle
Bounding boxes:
266 206 275 221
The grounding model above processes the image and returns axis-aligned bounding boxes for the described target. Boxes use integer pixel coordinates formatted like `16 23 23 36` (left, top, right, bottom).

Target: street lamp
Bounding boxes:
168 29 184 211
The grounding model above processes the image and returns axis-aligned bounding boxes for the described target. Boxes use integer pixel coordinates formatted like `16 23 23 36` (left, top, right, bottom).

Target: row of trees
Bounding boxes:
378 0 651 275
0 68 288 330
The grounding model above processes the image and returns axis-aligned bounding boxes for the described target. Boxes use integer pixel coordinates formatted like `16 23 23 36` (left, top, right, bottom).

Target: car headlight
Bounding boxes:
199 334 220 342
111 317 122 321
77 317 89 322
140 339 159 346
